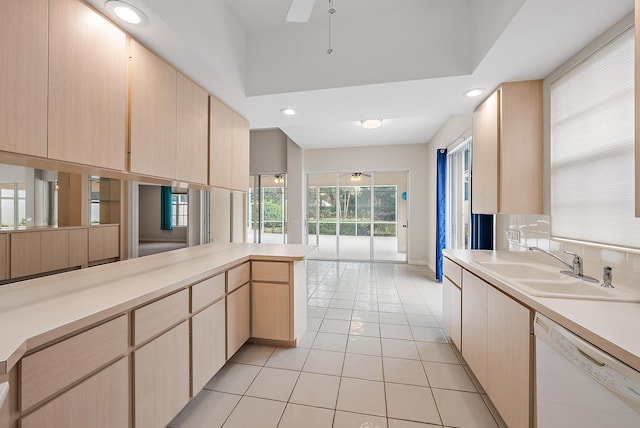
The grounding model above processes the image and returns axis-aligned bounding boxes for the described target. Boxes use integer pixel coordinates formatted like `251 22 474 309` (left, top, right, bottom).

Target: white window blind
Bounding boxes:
551 27 640 249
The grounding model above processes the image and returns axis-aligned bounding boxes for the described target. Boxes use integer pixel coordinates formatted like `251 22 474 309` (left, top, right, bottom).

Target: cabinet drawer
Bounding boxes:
252 261 289 283
227 262 250 293
443 257 462 287
21 315 127 411
134 289 188 346
192 273 225 313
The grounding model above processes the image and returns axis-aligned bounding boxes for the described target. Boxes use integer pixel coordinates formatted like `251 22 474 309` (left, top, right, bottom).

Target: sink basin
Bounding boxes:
478 261 640 302
478 262 561 281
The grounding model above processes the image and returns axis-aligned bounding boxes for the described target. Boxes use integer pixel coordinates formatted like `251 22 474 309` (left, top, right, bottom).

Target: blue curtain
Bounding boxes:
471 213 493 250
161 186 173 231
435 148 447 282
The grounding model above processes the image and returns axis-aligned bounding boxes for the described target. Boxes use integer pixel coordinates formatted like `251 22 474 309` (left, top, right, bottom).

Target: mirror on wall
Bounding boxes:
89 176 121 225
0 164 58 228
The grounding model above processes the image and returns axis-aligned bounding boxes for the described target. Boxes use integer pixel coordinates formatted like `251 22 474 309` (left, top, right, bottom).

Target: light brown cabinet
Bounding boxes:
487 286 532 428
130 40 178 180
232 111 250 192
191 298 226 395
47 0 127 170
251 261 292 342
460 267 532 428
88 225 120 263
0 0 48 158
134 321 190 428
635 1 640 216
209 96 250 191
40 230 69 273
21 358 128 428
461 270 488 387
472 80 543 214
442 258 462 350
10 232 41 279
176 73 209 185
226 282 250 358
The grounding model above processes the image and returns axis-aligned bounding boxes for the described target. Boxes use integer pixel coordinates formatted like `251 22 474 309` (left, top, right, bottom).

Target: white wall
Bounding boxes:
425 114 473 271
250 129 288 175
303 143 429 265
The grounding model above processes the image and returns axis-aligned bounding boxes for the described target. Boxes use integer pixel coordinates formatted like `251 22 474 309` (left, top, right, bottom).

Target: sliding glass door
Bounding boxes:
307 171 407 262
447 140 471 249
247 174 287 244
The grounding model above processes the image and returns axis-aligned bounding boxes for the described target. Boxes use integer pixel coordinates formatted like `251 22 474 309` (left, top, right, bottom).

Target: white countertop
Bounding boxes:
0 243 317 375
444 249 640 372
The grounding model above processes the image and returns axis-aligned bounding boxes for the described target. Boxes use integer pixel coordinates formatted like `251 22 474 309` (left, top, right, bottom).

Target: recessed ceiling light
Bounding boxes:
105 1 148 25
281 108 296 116
361 119 383 129
464 88 484 98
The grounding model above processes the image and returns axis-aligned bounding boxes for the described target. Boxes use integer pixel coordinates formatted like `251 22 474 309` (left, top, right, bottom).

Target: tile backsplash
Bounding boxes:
496 214 640 291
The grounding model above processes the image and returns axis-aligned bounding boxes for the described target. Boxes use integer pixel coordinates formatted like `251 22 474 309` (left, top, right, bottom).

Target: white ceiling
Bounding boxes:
88 0 634 149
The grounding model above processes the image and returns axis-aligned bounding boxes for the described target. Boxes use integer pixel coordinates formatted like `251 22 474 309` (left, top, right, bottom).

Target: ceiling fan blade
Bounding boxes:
286 0 316 23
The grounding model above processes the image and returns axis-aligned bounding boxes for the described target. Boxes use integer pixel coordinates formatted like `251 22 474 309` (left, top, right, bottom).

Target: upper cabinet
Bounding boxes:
472 80 543 214
210 97 250 192
176 73 209 185
0 0 48 158
231 112 250 192
48 0 127 171
129 40 178 180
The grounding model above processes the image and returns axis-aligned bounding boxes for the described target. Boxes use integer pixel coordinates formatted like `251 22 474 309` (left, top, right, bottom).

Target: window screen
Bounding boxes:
550 27 639 248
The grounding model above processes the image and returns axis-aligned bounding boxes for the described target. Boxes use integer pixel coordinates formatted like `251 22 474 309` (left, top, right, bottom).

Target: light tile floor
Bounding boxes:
169 261 507 428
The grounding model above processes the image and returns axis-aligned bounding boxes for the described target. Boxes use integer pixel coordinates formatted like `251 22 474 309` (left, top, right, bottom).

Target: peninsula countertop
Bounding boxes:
444 249 640 372
0 243 317 375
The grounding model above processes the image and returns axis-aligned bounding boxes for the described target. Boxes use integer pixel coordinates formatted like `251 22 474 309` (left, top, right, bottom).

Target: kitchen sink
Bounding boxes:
478 261 640 302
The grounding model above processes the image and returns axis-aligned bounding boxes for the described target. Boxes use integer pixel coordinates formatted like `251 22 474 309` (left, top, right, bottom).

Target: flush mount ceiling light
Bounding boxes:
464 88 484 98
350 173 362 182
361 119 383 129
280 108 296 116
104 1 148 25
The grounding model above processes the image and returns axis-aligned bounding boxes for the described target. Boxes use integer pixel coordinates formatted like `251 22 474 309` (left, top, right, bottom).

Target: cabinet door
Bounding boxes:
441 276 452 340
176 73 209 184
48 0 127 170
0 234 7 280
0 0 48 157
68 228 88 268
471 90 499 214
252 282 290 341
461 271 488 388
231 111 250 192
192 298 226 395
21 358 128 428
499 81 543 214
487 286 531 428
134 322 189 428
227 283 250 358
209 96 233 189
10 232 41 278
450 284 462 351
130 40 177 179
40 230 69 272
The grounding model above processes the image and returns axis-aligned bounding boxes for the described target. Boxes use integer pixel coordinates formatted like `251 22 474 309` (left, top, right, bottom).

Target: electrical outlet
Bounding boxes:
507 229 521 244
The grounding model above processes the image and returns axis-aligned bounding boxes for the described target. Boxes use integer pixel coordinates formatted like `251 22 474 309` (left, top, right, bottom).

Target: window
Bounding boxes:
172 193 188 227
550 26 636 248
0 183 26 227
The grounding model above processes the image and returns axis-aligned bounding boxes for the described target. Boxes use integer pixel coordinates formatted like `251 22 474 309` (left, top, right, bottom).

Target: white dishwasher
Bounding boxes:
535 313 640 428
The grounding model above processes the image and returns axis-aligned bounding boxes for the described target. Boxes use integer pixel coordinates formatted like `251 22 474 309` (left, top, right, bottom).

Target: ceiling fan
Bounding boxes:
285 0 316 23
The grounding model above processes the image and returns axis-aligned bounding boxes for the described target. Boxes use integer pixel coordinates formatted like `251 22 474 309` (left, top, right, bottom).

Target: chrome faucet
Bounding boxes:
528 246 598 283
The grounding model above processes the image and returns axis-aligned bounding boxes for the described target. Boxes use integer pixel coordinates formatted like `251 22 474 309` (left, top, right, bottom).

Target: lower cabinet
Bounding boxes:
134 321 190 428
461 270 489 388
252 282 290 341
226 282 250 359
192 298 226 395
450 283 462 350
461 269 532 428
487 286 531 428
20 358 128 428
